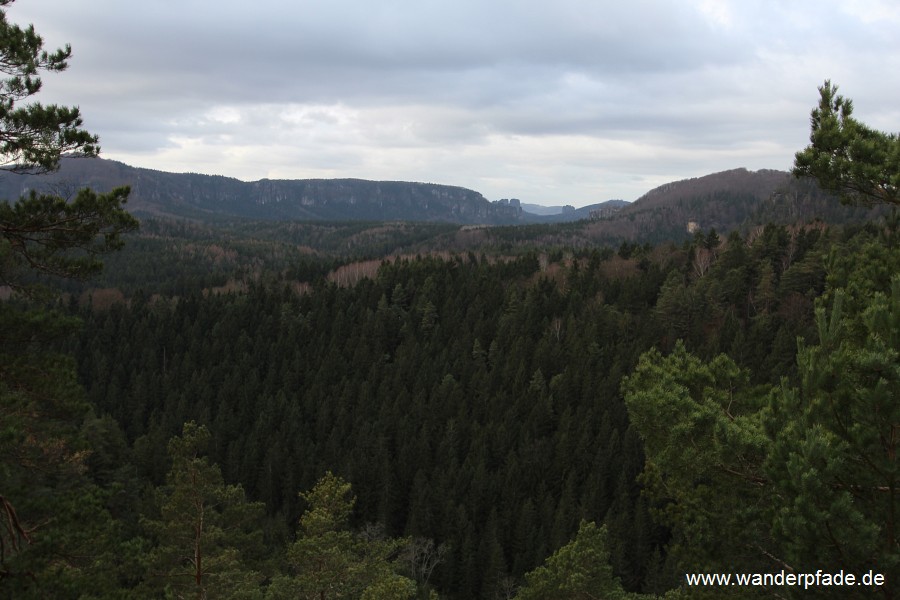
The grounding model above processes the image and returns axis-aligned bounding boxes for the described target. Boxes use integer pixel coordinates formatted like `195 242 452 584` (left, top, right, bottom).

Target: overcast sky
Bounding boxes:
11 0 900 207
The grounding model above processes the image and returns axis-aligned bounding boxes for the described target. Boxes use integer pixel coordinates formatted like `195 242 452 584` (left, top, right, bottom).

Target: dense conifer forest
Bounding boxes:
1 0 898 594
13 202 900 598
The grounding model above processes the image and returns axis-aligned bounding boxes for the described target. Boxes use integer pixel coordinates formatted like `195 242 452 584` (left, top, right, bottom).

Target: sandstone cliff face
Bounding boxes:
0 157 524 225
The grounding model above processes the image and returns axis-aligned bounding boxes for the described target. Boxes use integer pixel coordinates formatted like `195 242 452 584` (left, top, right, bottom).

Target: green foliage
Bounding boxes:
622 343 772 576
141 421 265 599
74 251 662 595
0 71 878 596
268 472 411 600
0 307 128 597
793 80 900 206
516 521 632 600
25 4 900 600
0 186 138 295
70 221 839 598
0 0 99 172
766 279 900 584
0 6 137 588
359 574 417 600
0 3 137 297
625 230 900 597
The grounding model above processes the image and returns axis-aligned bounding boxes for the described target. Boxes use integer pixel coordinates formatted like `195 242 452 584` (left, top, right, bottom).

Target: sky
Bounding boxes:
10 0 900 207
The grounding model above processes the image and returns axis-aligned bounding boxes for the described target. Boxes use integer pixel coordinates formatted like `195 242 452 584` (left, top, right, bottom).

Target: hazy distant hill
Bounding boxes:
632 168 789 209
521 202 564 216
521 200 628 221
0 157 525 225
476 169 881 251
0 160 880 245
585 168 880 242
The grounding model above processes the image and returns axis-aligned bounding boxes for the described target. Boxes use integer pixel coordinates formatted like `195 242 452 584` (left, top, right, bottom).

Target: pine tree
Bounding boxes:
0 4 136 592
622 343 772 575
515 521 632 600
268 472 413 600
141 422 265 599
793 81 900 206
0 325 123 597
766 278 900 589
0 0 99 172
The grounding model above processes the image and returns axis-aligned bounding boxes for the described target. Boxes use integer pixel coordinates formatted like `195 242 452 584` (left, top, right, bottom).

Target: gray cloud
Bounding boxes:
9 0 900 205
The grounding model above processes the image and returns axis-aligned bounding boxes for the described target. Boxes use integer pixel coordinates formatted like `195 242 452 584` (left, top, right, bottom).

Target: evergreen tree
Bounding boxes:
1 186 137 296
0 320 124 597
0 0 136 296
141 422 265 599
766 275 900 590
622 343 772 576
515 521 633 600
624 234 900 597
268 472 413 600
0 4 136 594
793 81 899 206
0 0 99 172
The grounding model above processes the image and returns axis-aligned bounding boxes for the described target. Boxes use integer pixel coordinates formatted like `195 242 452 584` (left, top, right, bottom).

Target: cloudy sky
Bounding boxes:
11 0 900 206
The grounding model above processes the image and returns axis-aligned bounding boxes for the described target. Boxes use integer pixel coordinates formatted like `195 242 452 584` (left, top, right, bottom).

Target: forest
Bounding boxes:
1 0 899 596
7 194 900 598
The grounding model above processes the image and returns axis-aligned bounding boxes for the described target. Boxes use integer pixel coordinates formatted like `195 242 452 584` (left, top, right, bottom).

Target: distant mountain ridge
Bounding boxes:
628 168 789 210
0 160 875 238
0 157 526 225
521 203 564 216
580 167 880 244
